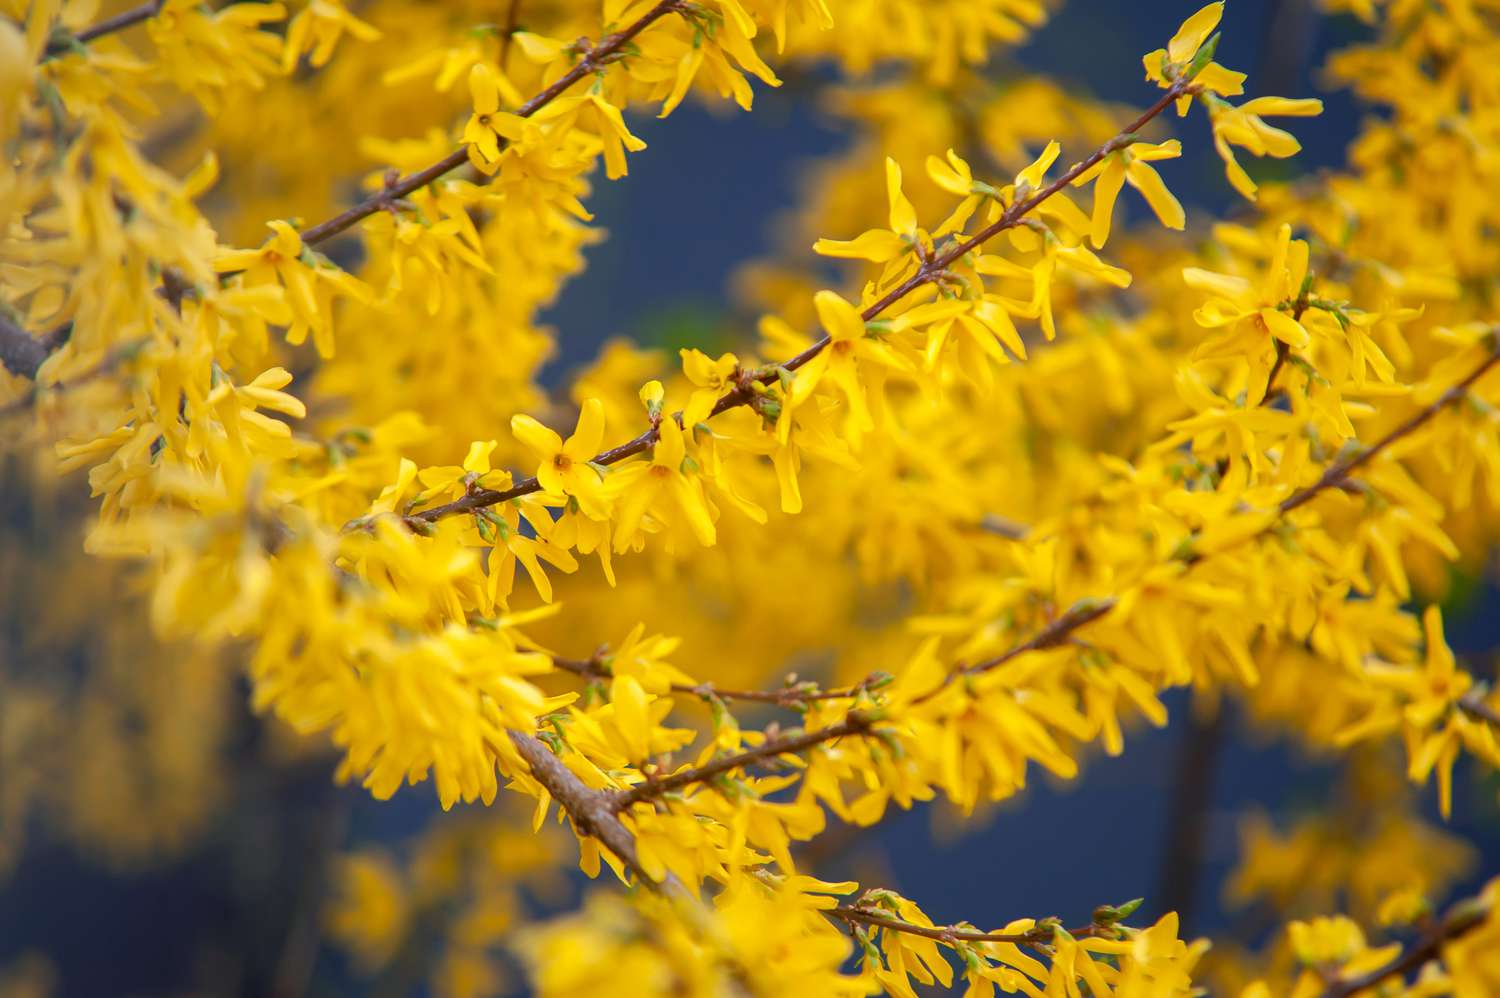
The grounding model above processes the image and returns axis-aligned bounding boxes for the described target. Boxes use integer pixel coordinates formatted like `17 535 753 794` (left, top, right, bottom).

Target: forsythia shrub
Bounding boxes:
4 0 1500 995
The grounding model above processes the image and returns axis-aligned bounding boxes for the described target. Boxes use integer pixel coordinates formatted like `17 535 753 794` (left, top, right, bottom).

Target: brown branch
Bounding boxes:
959 599 1117 680
551 653 881 706
1280 347 1500 514
890 597 1117 707
756 79 1198 395
553 602 1116 810
1459 691 1500 727
565 347 1500 811
500 0 524 71
0 315 51 380
1261 292 1308 406
977 514 1030 540
1319 900 1490 998
43 0 163 56
407 78 1197 528
830 905 1101 946
296 0 685 247
609 714 873 810
1263 339 1291 405
0 338 144 420
505 729 672 890
534 339 1500 856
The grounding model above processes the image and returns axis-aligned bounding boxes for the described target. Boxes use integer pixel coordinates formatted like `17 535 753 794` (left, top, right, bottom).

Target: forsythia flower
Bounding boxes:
147 0 286 112
14 1 1500 995
813 158 923 262
511 399 611 520
214 221 372 358
281 0 380 72
1072 139 1185 247
1208 95 1326 200
680 349 739 427
1143 2 1247 104
608 394 717 552
463 63 523 171
789 290 912 446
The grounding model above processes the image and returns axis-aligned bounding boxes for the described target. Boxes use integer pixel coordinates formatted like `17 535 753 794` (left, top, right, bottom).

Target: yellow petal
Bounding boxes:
564 398 606 460
1168 2 1224 65
813 289 866 342
468 62 500 114
885 158 918 236
511 413 563 460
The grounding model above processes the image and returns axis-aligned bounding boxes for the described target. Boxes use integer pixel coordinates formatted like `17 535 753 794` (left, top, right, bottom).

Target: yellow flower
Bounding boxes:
551 502 616 588
813 158 922 262
1072 139 1185 247
326 853 409 969
1287 916 1367 966
680 349 739 427
1167 2 1223 65
608 417 717 552
1016 139 1060 193
415 440 501 503
148 0 286 113
511 399 610 520
214 220 372 358
926 148 1004 235
789 290 913 446
1182 224 1314 402
463 63 524 172
533 94 648 180
204 366 306 451
281 0 380 72
1142 3 1247 109
1208 95 1325 200
482 486 579 606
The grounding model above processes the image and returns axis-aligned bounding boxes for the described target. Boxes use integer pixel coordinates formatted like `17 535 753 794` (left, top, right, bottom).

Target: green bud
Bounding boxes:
1185 32 1221 81
1094 898 1144 924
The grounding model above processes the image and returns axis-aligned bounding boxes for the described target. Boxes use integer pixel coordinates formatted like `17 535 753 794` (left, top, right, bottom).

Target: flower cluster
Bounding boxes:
5 0 1500 995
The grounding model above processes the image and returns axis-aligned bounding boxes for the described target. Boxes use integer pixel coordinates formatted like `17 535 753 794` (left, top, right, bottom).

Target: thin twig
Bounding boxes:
407 79 1197 528
559 601 1115 812
1280 347 1500 514
830 905 1100 946
1458 691 1500 727
958 600 1117 680
551 654 880 706
505 730 672 890
608 714 873 810
0 339 145 419
977 514 1030 540
565 347 1500 809
1319 900 1490 998
21 0 689 382
296 0 684 247
0 315 51 379
1263 338 1291 404
500 0 524 71
43 0 163 56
